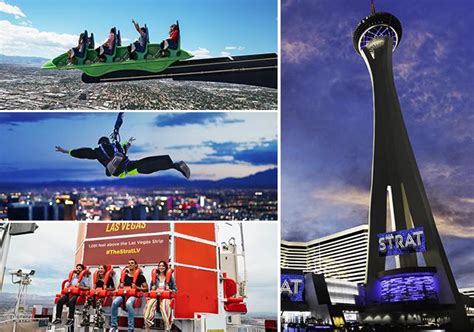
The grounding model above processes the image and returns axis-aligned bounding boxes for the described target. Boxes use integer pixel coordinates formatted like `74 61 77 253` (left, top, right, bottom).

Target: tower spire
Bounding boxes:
370 0 376 15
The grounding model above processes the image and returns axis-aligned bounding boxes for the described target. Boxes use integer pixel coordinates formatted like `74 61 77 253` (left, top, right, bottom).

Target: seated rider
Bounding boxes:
55 136 190 179
94 264 115 290
52 264 90 327
159 23 179 56
128 19 148 59
144 261 177 329
81 264 115 326
110 259 148 332
68 32 86 65
96 28 116 61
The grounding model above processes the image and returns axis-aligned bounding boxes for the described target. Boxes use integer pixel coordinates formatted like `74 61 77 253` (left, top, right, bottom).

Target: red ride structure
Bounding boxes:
48 223 248 331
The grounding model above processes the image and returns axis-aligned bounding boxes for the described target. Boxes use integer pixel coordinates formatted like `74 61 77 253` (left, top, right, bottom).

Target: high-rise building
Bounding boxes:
6 203 30 221
281 225 368 284
55 195 77 220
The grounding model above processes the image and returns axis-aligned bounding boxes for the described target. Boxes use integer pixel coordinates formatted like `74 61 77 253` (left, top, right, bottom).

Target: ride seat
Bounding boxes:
88 265 115 306
145 266 176 327
114 267 145 309
135 24 150 61
55 267 90 305
87 33 95 49
75 30 89 65
222 273 247 314
165 21 182 58
170 21 180 50
103 27 118 63
146 267 176 302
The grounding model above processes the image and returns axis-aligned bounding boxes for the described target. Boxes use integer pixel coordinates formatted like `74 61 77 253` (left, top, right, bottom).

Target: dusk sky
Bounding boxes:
0 0 277 59
282 0 474 288
0 112 277 182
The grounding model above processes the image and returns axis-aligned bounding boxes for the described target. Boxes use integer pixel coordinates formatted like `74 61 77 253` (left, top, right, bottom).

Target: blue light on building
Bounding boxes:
380 272 438 303
281 274 305 302
377 227 426 257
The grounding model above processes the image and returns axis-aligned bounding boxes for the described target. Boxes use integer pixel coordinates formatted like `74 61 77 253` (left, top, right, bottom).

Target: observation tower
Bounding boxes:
353 2 470 330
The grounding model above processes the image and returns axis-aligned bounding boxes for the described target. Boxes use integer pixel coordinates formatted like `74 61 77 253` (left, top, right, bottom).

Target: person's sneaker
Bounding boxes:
65 319 74 326
52 318 61 325
109 327 118 332
175 161 191 179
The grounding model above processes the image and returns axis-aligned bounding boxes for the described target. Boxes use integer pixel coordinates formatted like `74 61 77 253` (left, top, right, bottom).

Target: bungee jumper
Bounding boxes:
55 112 191 179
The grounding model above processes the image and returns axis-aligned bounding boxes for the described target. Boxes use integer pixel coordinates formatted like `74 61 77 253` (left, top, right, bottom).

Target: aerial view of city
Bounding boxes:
0 62 277 110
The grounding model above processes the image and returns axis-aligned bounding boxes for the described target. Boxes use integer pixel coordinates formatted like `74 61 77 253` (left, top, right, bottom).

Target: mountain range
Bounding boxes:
0 54 47 66
0 168 277 191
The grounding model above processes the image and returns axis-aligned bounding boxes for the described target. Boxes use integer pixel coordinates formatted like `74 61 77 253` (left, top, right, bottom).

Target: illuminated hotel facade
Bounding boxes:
281 225 368 284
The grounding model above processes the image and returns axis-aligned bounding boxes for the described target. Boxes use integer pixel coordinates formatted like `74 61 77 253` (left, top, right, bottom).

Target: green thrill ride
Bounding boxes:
42 25 193 78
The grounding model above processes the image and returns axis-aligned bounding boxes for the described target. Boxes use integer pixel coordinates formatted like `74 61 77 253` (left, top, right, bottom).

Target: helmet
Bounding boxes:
98 136 110 145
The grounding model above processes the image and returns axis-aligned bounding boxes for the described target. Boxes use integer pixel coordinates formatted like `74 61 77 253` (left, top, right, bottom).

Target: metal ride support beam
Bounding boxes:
0 223 12 292
82 53 277 88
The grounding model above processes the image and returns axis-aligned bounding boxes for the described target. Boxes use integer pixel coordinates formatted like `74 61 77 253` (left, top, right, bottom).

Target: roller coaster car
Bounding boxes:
113 267 144 308
88 265 115 306
42 21 192 78
54 267 90 306
222 273 247 314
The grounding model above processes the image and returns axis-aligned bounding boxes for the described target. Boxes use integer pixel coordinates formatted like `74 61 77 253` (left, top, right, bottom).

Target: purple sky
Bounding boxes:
282 0 474 288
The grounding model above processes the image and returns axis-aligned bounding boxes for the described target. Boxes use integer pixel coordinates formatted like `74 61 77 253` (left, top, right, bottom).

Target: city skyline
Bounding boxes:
0 0 277 59
0 112 277 183
282 0 474 288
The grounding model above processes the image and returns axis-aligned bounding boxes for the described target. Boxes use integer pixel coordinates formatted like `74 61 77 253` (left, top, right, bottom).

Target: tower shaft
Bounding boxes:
362 38 459 305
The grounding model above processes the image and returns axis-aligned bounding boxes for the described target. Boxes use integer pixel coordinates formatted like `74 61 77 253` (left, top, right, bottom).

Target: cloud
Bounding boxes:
0 113 91 126
190 47 211 59
127 144 153 154
168 140 277 166
0 166 102 183
3 224 78 296
282 40 317 64
154 113 244 127
0 20 77 58
298 183 474 240
0 1 25 17
312 185 369 207
224 46 245 51
459 197 474 204
221 51 231 57
227 141 277 165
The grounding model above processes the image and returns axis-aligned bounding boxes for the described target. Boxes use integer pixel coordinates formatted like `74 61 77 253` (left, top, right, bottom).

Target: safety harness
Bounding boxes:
114 267 144 298
101 112 130 176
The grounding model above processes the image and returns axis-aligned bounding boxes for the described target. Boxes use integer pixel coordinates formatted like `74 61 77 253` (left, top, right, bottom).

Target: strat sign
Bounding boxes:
378 227 426 256
280 274 305 302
